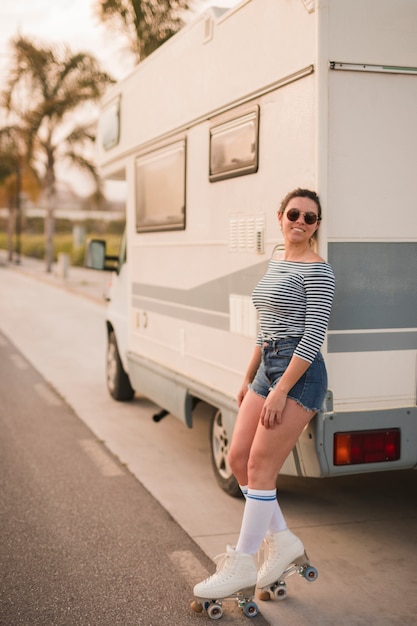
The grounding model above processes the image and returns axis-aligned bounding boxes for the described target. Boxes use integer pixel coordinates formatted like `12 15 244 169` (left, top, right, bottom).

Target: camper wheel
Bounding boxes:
210 409 241 498
106 330 135 401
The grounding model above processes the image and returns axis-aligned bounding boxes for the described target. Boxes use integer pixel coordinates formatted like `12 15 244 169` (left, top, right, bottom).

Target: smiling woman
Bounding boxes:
193 188 335 603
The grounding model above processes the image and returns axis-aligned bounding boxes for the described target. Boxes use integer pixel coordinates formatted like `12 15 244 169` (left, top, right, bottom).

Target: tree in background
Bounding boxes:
0 125 40 263
1 36 114 272
95 0 192 62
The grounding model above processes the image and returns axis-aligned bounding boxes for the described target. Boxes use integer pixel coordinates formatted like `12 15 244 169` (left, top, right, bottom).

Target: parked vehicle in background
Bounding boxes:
86 0 417 496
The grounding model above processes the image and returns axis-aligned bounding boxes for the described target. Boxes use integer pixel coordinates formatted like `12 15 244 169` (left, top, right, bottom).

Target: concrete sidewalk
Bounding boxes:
0 251 111 304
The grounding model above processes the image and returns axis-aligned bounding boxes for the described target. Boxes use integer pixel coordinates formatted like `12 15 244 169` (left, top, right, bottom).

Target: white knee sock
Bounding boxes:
267 499 288 533
235 488 278 554
239 485 287 535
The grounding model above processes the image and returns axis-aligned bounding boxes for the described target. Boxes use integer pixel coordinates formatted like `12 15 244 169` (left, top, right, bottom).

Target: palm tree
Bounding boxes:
95 0 192 62
0 131 20 262
0 125 40 263
1 36 114 272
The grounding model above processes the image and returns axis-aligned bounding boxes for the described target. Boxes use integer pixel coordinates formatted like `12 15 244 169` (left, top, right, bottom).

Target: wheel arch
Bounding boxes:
186 396 241 498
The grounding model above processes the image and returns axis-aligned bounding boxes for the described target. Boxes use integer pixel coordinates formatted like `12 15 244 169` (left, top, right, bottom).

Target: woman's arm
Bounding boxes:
294 265 335 362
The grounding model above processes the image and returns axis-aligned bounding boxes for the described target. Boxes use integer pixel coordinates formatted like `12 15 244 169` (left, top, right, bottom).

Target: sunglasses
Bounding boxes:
285 208 320 225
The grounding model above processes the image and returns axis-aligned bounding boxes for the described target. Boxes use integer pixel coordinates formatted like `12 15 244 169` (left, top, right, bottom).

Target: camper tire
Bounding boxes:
106 330 135 401
210 409 241 498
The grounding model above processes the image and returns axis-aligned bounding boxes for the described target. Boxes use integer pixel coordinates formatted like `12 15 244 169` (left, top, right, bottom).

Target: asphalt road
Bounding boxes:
0 331 268 626
1 255 417 625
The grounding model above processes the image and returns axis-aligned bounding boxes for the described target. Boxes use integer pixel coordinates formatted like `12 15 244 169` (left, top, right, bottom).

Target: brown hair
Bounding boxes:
278 188 322 243
278 188 322 221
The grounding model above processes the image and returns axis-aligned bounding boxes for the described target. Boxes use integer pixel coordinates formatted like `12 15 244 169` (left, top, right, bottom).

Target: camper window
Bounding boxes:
135 140 186 232
100 97 121 151
209 107 259 182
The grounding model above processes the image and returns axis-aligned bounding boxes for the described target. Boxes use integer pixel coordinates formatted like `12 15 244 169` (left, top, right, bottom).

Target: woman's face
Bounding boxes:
278 196 320 242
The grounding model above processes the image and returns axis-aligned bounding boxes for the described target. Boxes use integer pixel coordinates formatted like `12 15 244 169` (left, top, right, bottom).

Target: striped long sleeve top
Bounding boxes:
252 259 335 363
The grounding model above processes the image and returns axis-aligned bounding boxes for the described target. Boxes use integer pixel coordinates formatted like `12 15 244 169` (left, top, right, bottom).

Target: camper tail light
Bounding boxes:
333 429 401 466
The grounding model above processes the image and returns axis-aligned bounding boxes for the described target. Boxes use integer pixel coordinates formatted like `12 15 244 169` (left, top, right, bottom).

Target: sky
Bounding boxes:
0 0 242 80
0 0 135 84
0 0 240 196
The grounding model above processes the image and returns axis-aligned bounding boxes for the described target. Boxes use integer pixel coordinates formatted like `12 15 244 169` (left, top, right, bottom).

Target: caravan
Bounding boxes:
87 0 417 495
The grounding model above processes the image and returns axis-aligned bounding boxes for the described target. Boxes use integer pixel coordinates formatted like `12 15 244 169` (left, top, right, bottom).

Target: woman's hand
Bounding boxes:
260 354 310 428
237 381 249 406
260 387 288 428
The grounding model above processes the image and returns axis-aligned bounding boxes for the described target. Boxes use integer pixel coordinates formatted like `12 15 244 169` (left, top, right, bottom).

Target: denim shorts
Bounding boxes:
248 337 328 413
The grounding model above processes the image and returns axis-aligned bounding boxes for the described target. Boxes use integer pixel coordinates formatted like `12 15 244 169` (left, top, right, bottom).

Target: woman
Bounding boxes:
194 188 335 600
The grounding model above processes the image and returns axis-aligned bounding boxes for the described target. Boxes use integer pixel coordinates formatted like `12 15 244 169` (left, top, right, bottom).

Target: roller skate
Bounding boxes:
257 529 318 601
191 546 259 620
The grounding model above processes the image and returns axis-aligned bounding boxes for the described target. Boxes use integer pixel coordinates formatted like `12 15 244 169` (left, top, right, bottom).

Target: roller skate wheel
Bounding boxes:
273 584 288 601
207 603 223 620
243 601 259 617
303 566 318 582
190 599 203 613
258 590 271 601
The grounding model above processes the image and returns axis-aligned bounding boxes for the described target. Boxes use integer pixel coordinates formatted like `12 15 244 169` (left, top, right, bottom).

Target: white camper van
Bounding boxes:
87 0 417 496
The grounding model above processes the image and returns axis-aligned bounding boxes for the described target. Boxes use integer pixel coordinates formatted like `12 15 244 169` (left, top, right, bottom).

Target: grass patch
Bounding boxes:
0 231 122 266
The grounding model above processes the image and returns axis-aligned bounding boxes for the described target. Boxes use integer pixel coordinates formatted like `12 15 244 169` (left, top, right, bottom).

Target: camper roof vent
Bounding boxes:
204 16 213 43
300 0 315 13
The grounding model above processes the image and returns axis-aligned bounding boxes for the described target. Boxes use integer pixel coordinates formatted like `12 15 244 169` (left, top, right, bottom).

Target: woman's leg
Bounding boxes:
248 399 315 489
193 393 263 600
235 400 315 555
228 391 286 534
228 389 265 486
193 400 315 597
249 401 318 588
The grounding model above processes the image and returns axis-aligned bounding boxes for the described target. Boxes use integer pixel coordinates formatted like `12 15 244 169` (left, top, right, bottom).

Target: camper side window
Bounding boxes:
209 107 259 182
100 97 121 151
135 140 186 232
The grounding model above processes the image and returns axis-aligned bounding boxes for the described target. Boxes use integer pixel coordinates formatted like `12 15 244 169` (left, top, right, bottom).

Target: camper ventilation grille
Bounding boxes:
229 215 265 254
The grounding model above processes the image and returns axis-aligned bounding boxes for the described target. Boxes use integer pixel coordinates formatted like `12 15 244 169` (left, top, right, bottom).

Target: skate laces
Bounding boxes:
196 551 231 585
261 535 278 558
206 548 239 581
259 535 280 571
214 552 228 571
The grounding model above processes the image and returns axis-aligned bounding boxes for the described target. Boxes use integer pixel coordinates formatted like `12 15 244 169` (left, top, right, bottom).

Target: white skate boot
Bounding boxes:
191 546 259 619
257 529 318 601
